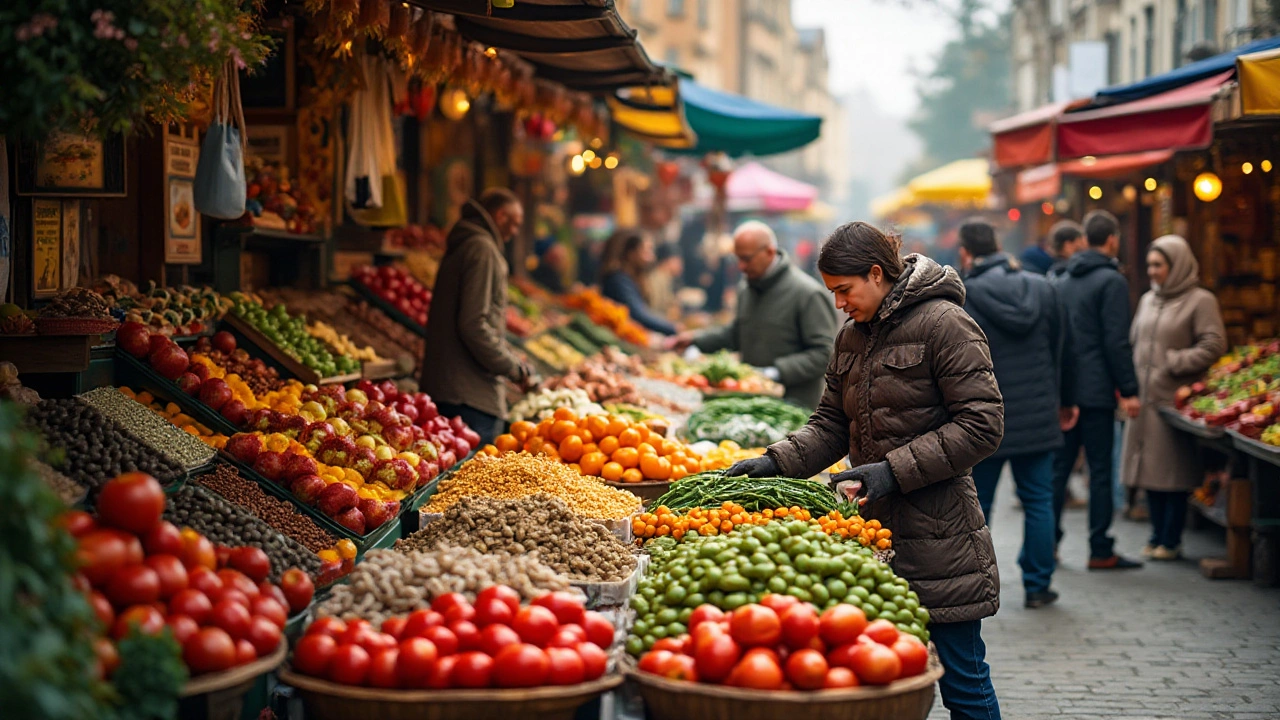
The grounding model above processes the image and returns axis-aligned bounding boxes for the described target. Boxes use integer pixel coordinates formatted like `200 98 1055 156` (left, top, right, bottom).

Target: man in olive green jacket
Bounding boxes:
669 221 839 409
421 189 536 445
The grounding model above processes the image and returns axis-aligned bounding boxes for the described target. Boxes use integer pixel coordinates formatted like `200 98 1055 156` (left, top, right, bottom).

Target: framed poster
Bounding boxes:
164 125 202 264
246 125 291 165
32 199 63 298
17 132 127 197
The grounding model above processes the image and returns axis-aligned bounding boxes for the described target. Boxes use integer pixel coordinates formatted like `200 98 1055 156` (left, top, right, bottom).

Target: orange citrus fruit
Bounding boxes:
494 434 520 453
550 420 577 443
598 436 620 456
606 416 628 436
586 415 610 439
636 442 657 457
618 428 642 448
580 452 607 476
622 468 644 484
553 407 578 422
559 435 584 462
613 447 640 469
509 421 537 443
601 461 625 482
640 454 672 481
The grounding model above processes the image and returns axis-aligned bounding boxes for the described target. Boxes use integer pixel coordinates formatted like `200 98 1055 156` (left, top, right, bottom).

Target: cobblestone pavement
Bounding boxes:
928 474 1280 720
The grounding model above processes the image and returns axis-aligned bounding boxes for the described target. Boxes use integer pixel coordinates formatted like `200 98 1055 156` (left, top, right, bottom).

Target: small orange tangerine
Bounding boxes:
586 415 610 439
618 428 642 448
622 468 644 483
605 416 628 437
559 435 584 462
510 421 537 443
636 442 657 457
601 461 625 482
598 436 620 456
613 447 640 469
494 433 520 453
550 420 577 443
580 452 607 476
640 454 671 481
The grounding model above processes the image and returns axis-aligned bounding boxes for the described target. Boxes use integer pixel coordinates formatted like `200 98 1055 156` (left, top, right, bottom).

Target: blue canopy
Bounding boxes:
678 79 823 157
1094 35 1280 105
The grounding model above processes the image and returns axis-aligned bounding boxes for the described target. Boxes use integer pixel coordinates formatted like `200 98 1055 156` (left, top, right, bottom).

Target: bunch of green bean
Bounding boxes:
652 470 838 513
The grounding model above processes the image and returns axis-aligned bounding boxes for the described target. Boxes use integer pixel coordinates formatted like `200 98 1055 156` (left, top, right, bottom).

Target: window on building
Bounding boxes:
1232 0 1250 29
1105 31 1121 84
667 0 684 17
1174 0 1186 68
1143 5 1155 78
697 0 709 28
1130 17 1139 81
1204 0 1218 44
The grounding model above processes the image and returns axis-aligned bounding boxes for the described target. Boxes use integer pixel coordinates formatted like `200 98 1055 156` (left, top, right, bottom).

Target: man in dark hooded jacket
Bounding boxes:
959 219 1077 608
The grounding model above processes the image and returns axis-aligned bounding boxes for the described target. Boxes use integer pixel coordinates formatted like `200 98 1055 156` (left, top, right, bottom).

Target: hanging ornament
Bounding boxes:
410 12 434 56
387 2 410 39
656 161 680 186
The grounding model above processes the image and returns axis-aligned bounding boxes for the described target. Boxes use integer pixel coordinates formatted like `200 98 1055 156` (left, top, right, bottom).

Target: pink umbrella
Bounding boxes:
725 161 818 213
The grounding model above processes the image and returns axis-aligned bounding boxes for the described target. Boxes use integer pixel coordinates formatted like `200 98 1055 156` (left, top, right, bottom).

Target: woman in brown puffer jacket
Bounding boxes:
728 222 1005 720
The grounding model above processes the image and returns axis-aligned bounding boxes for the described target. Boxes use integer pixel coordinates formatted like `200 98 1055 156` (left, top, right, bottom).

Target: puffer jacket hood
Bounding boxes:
1066 248 1118 278
873 254 965 324
964 253 1041 337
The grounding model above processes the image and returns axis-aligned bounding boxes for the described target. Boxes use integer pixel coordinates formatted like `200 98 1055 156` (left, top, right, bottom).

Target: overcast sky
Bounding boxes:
791 0 1003 118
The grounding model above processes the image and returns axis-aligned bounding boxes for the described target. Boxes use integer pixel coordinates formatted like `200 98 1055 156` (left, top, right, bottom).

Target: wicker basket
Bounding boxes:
35 317 119 336
178 643 286 720
627 649 943 720
279 669 622 720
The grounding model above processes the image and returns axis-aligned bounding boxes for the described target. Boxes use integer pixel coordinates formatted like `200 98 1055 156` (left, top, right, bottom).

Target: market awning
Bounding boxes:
1056 71 1232 159
1093 35 1280 105
676 79 822 157
725 162 818 212
608 84 697 149
989 102 1072 169
1238 48 1280 115
412 0 668 92
906 158 991 205
1013 150 1174 204
870 187 916 218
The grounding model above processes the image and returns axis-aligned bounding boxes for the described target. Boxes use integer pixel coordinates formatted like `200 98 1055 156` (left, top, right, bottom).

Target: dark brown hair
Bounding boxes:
478 187 520 217
818 222 905 281
1048 220 1084 253
958 217 999 257
599 229 648 280
1083 210 1119 247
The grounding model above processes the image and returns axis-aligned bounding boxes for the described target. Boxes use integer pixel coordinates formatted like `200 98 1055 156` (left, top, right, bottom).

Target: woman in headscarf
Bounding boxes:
1121 235 1226 561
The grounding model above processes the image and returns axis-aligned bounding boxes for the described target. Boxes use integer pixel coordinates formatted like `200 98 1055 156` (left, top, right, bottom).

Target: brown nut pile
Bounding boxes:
398 494 636 582
31 458 87 505
315 546 570 626
195 463 336 552
424 452 640 520
40 287 112 319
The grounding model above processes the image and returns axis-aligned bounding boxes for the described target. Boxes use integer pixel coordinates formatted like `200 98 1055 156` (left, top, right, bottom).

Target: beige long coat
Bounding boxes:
1121 235 1226 492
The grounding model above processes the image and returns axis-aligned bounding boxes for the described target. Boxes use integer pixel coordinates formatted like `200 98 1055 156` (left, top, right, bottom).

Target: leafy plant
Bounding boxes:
0 0 272 141
113 630 188 720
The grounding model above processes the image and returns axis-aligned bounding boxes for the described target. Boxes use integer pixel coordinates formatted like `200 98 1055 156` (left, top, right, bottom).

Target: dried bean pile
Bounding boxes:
26 399 184 491
165 483 321 580
195 463 336 553
79 387 215 469
316 546 570 626
398 494 636 582
31 458 87 505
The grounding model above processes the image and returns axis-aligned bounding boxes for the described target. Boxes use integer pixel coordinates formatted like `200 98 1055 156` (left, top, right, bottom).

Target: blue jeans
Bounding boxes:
1146 490 1188 549
932 620 1001 720
973 452 1057 594
1052 408 1117 559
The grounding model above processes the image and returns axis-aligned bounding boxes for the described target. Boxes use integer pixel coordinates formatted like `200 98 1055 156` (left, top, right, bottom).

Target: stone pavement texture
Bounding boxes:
928 473 1280 720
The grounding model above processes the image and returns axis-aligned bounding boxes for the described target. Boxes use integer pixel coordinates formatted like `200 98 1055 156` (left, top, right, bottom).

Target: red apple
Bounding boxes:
176 373 203 395
212 331 237 354
149 334 175 357
284 453 319 481
225 434 263 464
220 399 249 427
335 507 367 535
117 322 152 358
189 362 211 383
151 344 190 380
253 452 288 482
290 475 327 505
199 378 233 411
317 483 359 516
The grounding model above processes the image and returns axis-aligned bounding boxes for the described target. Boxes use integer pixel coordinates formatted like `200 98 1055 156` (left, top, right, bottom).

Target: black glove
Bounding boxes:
725 454 779 478
833 461 898 505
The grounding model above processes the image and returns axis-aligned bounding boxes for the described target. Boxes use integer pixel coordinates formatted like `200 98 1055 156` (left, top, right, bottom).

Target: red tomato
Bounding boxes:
94 637 120 678
401 609 444 638
96 472 165 535
730 648 784 690
449 620 481 652
780 603 820 650
76 530 131 587
112 604 165 639
512 605 558 647
827 642 859 670
229 547 271 584
184 627 237 674
247 616 283 656
430 592 470 616
545 646 585 685
89 590 115 629
479 624 521 657
328 644 371 686
210 588 250 609
450 651 494 688
477 585 522 616
279 568 314 614
729 605 782 648
663 654 698 681
575 641 607 681
851 642 902 685
693 631 741 682
61 510 97 538
179 531 216 571
250 596 288 629
396 637 439 688
493 643 550 688
691 621 727 655
214 544 233 570
144 554 188 600
891 636 929 678
166 614 200 646
650 638 684 654
531 591 586 626
339 619 372 643
547 624 588 648
427 655 458 688
686 605 725 634
421 625 459 657
217 569 260 599
863 619 900 646
258 582 288 610
785 648 829 690
187 566 223 596
168 588 213 624
364 632 399 655
759 593 800 616
235 638 258 665
637 649 674 675
293 634 337 677
581 611 614 649
210 599 252 640
823 666 860 689
819 605 869 647
473 597 515 628
381 616 408 640
307 617 348 639
443 603 476 624
142 521 183 557
367 648 400 689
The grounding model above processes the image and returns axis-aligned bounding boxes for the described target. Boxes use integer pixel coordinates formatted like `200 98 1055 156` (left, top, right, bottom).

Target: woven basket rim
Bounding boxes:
278 668 623 702
35 316 119 334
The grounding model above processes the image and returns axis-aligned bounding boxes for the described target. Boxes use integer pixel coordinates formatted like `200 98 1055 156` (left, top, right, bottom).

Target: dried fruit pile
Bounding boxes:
39 287 113 319
424 452 640 520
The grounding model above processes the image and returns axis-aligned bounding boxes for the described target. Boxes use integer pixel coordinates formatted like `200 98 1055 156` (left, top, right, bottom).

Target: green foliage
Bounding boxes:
904 0 1010 180
113 629 188 720
0 0 272 141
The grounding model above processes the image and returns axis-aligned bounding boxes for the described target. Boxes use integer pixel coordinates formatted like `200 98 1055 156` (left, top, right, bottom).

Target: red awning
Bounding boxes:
1014 150 1175 204
990 102 1071 169
1015 163 1061 204
1056 71 1233 159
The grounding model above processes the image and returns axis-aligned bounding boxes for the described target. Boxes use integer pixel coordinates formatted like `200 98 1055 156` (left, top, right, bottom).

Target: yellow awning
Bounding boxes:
906 158 992 205
1238 48 1280 115
609 85 697 149
870 187 916 218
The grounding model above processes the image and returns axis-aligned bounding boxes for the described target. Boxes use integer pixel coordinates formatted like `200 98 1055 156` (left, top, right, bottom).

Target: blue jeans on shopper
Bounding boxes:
1146 490 1189 549
973 452 1056 594
1052 408 1118 559
931 620 1001 720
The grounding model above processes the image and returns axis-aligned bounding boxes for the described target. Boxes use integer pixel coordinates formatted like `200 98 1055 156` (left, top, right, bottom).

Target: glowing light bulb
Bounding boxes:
1088 186 1103 200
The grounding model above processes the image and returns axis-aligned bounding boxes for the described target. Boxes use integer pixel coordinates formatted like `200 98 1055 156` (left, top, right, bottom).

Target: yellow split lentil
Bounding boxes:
424 452 641 519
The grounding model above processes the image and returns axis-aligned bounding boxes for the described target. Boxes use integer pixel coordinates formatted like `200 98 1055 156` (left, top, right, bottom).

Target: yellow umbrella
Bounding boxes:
906 158 992 205
1238 48 1280 116
870 187 916 218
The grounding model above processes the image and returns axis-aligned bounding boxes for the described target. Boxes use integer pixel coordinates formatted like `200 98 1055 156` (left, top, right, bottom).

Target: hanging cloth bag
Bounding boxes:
194 59 248 219
346 55 407 227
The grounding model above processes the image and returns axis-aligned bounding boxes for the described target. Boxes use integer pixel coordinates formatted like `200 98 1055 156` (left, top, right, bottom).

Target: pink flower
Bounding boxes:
124 37 138 51
230 46 246 70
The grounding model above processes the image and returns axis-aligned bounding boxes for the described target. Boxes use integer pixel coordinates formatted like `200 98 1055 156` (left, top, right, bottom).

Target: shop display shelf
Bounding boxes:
223 314 361 386
1159 406 1227 440
1227 429 1280 467
346 280 427 338
114 350 241 437
360 357 400 380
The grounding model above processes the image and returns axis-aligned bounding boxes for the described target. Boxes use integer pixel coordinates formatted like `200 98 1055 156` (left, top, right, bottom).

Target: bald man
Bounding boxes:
668 221 839 409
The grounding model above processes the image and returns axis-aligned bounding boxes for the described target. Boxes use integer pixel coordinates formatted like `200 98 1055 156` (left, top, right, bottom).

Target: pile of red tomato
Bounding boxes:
292 587 616 689
67 472 315 677
637 594 929 690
